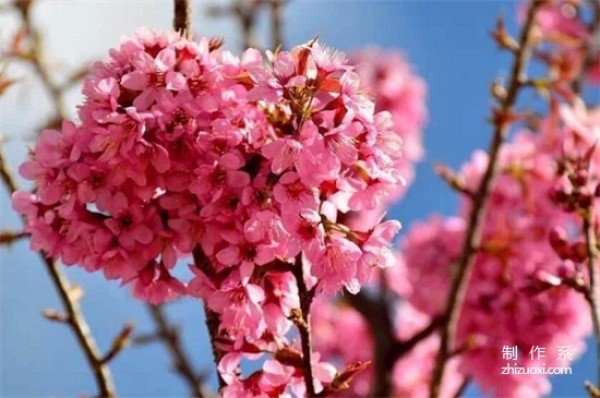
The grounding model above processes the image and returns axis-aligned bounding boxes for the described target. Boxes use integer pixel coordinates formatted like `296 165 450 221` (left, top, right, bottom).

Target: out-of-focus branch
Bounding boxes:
435 163 474 199
574 0 600 93
233 0 260 49
141 304 211 398
0 148 127 397
452 377 471 398
100 323 134 365
345 288 441 396
428 2 545 397
0 152 17 193
269 0 285 49
2 3 130 392
13 0 66 122
344 290 396 396
206 1 260 49
584 214 600 389
586 379 600 398
174 0 192 39
0 229 28 245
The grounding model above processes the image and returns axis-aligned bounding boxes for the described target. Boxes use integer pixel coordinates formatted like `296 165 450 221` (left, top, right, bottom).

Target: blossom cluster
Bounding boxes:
12 29 405 395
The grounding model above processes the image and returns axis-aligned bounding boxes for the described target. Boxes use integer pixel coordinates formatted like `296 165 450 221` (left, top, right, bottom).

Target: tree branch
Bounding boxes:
234 0 260 49
145 304 211 397
0 147 122 397
191 245 226 390
14 0 66 123
584 213 600 388
574 0 600 93
269 0 285 50
291 254 316 397
429 2 544 397
174 0 192 39
345 288 441 396
0 230 28 245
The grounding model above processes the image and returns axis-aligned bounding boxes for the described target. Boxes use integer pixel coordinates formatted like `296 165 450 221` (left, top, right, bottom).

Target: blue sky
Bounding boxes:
0 1 595 397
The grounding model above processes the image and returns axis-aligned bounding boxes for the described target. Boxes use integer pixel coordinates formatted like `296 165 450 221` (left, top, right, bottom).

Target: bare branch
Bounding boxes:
100 323 135 365
269 0 285 50
13 0 66 120
584 214 600 386
145 304 211 397
429 2 545 397
0 229 28 245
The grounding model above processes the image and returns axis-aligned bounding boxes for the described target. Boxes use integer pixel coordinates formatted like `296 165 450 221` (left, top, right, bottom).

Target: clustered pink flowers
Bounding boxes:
12 29 404 395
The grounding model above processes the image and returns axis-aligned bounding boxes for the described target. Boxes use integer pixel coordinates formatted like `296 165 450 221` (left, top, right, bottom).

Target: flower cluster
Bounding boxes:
12 29 403 395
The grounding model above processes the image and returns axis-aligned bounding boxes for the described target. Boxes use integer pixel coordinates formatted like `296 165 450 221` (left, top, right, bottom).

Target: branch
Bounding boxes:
0 230 28 245
584 213 600 387
1 146 122 396
0 149 17 193
14 0 66 121
393 315 444 357
291 254 316 397
234 0 260 49
452 377 471 398
343 290 396 396
43 255 118 396
191 245 226 390
173 0 192 39
100 323 134 365
429 2 544 397
434 163 474 199
269 0 285 50
345 288 441 396
145 304 210 397
574 0 600 93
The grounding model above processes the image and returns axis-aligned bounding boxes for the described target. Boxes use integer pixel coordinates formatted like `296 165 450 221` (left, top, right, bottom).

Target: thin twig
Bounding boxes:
0 147 120 397
1 3 125 390
584 214 600 386
100 323 134 365
146 304 209 397
43 255 118 397
429 2 544 397
269 0 285 49
0 230 28 245
291 254 316 397
0 150 17 193
174 0 192 39
233 0 260 49
14 0 66 121
574 0 600 93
